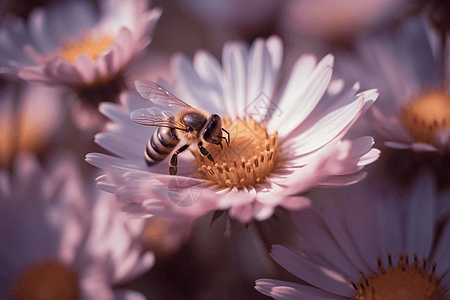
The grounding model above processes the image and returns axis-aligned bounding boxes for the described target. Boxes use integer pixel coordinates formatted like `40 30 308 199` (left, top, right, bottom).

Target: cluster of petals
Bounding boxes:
255 173 450 299
87 35 380 223
337 17 450 152
0 154 154 300
0 0 162 86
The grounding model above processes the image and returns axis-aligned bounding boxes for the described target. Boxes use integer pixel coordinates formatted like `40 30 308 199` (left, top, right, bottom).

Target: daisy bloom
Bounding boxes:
86 35 380 224
337 17 450 153
0 0 162 125
0 84 63 169
0 154 154 300
255 172 450 299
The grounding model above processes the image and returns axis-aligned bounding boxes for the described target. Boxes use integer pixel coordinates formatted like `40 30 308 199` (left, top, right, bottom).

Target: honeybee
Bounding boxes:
131 80 230 175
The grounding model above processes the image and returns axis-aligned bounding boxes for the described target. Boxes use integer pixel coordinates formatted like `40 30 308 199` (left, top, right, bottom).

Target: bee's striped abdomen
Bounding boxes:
145 127 179 165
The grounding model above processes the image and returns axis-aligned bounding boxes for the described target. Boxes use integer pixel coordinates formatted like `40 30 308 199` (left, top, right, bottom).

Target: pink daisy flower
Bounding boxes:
86 35 379 224
0 0 162 128
337 17 450 153
255 173 450 299
0 154 154 299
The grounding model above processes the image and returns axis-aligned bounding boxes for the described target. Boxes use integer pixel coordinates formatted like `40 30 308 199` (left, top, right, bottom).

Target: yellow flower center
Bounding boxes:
195 115 282 190
400 90 450 146
351 253 445 300
11 260 79 300
141 217 168 246
58 34 115 65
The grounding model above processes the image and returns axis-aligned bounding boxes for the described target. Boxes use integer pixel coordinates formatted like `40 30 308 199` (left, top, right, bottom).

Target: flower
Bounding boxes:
0 154 154 299
86 35 379 224
0 84 63 169
0 0 162 124
337 17 450 153
255 173 450 299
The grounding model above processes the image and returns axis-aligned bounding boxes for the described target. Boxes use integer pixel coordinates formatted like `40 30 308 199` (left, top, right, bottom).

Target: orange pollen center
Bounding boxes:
141 217 169 245
58 34 115 65
400 90 450 145
351 253 445 300
11 260 79 300
195 115 282 190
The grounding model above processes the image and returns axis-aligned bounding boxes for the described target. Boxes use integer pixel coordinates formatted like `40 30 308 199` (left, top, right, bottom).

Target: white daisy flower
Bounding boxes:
255 173 450 299
337 17 450 153
0 154 154 300
0 0 162 110
86 35 380 224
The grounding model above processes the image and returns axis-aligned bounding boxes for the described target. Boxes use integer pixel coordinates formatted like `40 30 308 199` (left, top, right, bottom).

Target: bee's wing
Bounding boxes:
130 107 188 131
135 80 192 108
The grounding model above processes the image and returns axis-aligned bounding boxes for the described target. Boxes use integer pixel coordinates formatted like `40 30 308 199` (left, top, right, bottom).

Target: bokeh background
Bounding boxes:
1 0 446 299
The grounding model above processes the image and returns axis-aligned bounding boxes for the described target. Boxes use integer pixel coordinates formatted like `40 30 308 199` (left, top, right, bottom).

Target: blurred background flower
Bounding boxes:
0 154 154 299
0 0 162 130
256 172 450 299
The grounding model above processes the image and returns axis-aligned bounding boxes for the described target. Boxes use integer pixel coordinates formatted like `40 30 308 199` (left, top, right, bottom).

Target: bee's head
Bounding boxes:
203 114 223 145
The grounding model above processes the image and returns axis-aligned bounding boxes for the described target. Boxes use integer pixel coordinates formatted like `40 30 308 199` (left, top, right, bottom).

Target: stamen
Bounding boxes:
58 34 115 65
400 90 450 145
195 116 282 190
351 253 445 300
11 260 79 300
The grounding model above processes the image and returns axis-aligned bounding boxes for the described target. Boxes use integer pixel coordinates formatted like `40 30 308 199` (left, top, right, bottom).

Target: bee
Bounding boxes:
131 80 230 175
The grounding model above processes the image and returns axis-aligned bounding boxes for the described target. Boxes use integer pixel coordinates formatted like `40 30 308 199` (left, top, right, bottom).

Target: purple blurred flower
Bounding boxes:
0 154 154 299
338 17 450 153
256 173 450 299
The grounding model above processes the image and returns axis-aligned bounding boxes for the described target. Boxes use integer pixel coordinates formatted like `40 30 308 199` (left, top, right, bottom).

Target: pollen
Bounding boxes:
11 260 79 300
195 115 282 190
350 253 445 300
400 90 450 146
58 34 115 65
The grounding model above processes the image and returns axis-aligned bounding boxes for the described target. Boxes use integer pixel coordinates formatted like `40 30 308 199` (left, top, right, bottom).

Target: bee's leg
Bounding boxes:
198 141 215 163
222 128 230 146
169 144 189 175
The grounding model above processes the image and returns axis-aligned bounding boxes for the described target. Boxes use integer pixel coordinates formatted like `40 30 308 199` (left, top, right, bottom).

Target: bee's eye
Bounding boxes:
185 126 193 132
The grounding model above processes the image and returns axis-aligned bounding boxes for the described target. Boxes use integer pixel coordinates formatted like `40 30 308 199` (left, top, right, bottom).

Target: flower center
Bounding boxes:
195 116 282 190
400 90 450 145
351 253 445 300
11 260 79 300
58 34 115 65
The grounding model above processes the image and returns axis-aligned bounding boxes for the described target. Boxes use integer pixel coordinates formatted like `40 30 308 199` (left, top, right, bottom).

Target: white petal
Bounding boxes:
265 35 283 80
373 196 402 267
289 209 358 278
172 53 225 114
404 172 435 259
246 38 274 114
222 40 249 118
410 142 438 152
285 89 364 156
384 141 412 149
255 279 346 300
371 106 413 143
270 245 355 297
269 54 333 137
